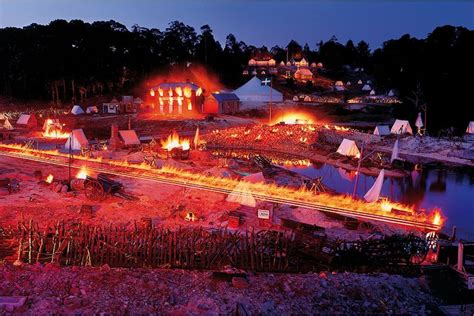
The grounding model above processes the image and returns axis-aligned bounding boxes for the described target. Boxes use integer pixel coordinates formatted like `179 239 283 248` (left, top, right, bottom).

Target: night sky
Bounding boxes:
0 0 472 48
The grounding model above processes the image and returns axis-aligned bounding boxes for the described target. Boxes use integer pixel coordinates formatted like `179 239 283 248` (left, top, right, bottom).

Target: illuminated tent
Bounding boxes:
16 114 37 128
226 172 265 207
292 96 299 101
387 89 396 97
71 105 85 115
86 106 98 114
64 129 89 151
304 95 312 102
335 81 344 86
233 76 283 106
391 139 399 162
357 80 363 85
3 118 14 130
373 125 390 136
466 121 474 134
369 89 376 95
336 139 360 158
364 169 385 202
362 84 372 91
294 68 313 80
346 81 352 86
391 119 413 134
119 130 141 146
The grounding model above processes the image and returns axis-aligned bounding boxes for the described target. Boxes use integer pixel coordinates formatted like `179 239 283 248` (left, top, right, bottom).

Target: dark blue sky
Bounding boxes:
0 0 472 48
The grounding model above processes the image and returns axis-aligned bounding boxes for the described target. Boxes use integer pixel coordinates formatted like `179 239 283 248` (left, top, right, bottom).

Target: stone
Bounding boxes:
231 277 249 289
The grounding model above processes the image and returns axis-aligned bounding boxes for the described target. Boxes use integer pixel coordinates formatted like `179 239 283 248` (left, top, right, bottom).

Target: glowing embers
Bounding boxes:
161 132 190 159
42 119 69 139
45 174 54 184
76 166 88 179
271 111 315 125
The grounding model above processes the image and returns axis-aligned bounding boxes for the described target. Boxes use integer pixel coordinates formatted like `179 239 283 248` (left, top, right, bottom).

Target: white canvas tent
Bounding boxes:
391 139 399 162
374 125 390 136
233 77 283 106
336 139 360 158
357 80 363 85
364 169 385 202
292 96 299 101
86 106 98 114
391 119 413 134
3 118 14 130
362 84 372 91
193 127 200 148
387 89 396 97
415 112 424 130
466 121 474 134
16 114 31 125
346 81 351 86
119 130 140 146
64 129 88 151
226 172 265 207
369 89 376 95
71 105 84 115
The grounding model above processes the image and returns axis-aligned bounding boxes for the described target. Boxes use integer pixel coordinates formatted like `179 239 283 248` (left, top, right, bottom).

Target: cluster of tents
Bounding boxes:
65 128 140 151
71 105 98 115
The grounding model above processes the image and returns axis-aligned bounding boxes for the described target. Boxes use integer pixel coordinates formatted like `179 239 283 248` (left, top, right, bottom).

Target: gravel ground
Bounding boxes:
0 263 439 314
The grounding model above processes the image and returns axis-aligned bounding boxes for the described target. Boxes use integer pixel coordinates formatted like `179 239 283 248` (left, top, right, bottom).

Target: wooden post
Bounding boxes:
457 241 464 272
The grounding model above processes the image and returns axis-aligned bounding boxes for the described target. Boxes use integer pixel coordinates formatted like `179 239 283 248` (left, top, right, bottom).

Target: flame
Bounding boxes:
300 137 307 143
255 134 262 141
230 134 238 138
431 209 443 226
168 89 173 97
175 86 183 97
381 200 392 212
76 166 88 179
244 130 250 135
183 86 192 98
271 112 315 125
324 124 330 129
150 89 155 97
42 119 70 139
187 100 192 111
334 125 350 131
0 142 446 230
286 131 293 136
45 174 54 184
196 87 202 96
158 88 164 97
271 128 279 133
184 212 197 222
161 132 190 151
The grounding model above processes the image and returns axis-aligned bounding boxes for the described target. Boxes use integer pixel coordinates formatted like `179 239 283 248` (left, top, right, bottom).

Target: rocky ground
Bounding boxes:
0 263 439 314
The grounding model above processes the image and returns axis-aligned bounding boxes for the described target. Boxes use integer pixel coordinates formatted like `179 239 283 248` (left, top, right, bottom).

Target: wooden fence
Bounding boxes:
8 221 295 271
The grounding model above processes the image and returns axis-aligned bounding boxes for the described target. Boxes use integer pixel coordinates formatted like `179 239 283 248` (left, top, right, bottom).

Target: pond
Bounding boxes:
287 163 474 239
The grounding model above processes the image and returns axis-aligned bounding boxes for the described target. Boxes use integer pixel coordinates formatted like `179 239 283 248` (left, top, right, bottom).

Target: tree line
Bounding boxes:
0 20 472 131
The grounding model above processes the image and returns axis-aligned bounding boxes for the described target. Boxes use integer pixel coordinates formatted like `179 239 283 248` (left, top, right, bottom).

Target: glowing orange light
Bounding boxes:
45 174 54 184
42 119 70 139
150 89 155 97
183 86 192 98
161 132 190 151
271 111 314 125
196 87 203 96
158 88 164 97
76 166 88 179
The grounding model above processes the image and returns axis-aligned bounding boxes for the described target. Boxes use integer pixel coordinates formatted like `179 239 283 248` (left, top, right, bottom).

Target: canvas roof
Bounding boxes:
119 130 141 146
336 139 360 158
71 105 84 115
335 81 344 86
295 68 313 76
16 114 31 125
86 106 98 113
233 76 283 103
466 121 474 134
64 129 88 150
391 119 413 134
374 125 390 136
3 118 14 130
211 93 239 102
362 84 372 91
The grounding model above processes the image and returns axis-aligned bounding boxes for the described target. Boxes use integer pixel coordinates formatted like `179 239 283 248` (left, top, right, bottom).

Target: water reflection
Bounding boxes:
288 163 474 239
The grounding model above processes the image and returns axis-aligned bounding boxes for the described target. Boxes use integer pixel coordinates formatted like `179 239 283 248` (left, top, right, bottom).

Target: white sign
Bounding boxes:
257 209 270 220
468 276 474 290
